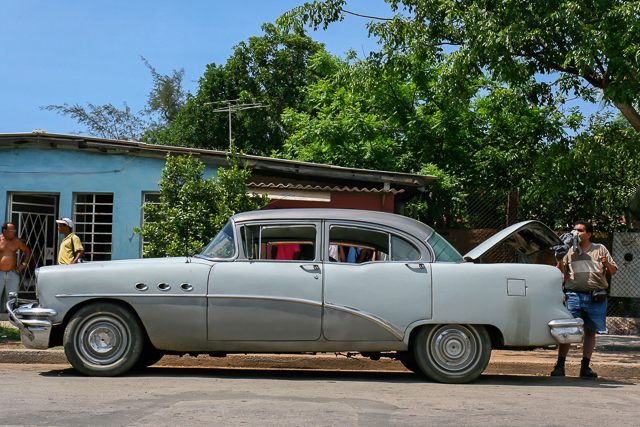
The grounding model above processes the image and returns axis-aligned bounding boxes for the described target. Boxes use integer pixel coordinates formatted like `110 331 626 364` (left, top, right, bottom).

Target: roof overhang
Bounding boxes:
0 131 436 192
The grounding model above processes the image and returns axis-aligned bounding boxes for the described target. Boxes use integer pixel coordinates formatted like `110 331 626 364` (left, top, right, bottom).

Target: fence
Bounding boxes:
435 187 640 336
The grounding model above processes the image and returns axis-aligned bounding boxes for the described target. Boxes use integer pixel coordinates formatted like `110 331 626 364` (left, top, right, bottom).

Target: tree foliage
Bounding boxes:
521 113 640 231
40 102 148 141
276 1 640 229
41 58 186 141
134 149 267 257
154 23 330 155
278 0 640 131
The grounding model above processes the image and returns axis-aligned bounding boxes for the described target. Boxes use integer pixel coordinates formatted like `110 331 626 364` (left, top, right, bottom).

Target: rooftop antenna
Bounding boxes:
205 100 269 150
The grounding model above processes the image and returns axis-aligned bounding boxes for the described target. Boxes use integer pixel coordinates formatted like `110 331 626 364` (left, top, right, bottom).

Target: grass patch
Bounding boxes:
0 326 21 343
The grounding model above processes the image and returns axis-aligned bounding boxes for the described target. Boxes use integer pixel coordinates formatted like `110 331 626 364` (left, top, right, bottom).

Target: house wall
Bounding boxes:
1 146 219 259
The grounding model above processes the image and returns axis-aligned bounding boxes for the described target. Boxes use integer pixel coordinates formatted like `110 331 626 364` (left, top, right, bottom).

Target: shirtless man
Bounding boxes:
1 222 31 311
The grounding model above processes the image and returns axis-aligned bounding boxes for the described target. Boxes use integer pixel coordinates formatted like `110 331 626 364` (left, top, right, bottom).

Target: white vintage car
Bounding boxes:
8 209 583 383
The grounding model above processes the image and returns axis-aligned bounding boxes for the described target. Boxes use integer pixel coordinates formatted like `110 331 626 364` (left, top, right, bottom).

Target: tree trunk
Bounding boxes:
614 102 640 132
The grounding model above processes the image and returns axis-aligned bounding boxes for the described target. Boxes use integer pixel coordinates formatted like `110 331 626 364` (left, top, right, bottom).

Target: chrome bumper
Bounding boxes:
548 318 584 344
6 292 57 349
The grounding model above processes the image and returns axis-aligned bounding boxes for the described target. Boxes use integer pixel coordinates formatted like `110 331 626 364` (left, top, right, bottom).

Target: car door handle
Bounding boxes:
300 264 321 272
405 263 426 270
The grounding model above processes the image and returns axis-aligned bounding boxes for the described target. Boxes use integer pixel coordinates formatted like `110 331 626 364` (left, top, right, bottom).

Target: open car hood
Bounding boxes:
463 220 563 262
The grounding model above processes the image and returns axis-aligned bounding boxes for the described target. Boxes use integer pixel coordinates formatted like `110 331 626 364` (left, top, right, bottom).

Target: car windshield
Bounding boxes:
201 221 235 258
427 232 464 262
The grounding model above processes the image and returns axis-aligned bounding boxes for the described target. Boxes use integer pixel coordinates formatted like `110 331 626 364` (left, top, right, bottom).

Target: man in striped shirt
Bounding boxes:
551 220 617 378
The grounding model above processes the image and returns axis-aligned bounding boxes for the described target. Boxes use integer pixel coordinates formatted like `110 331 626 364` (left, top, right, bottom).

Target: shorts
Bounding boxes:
565 291 608 334
1 270 20 313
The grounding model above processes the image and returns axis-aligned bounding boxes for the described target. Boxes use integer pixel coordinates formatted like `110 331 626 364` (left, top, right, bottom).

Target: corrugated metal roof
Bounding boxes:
248 182 404 194
0 132 435 190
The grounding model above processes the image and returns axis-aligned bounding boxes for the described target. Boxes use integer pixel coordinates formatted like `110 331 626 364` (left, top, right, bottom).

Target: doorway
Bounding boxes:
9 193 59 296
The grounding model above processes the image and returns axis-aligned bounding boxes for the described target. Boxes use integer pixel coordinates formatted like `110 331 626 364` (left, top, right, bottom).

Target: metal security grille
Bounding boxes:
608 233 640 334
73 193 113 261
611 233 640 298
9 193 59 294
141 192 160 257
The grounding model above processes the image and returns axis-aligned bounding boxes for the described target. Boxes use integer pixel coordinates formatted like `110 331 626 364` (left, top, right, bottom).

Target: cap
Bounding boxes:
56 218 74 228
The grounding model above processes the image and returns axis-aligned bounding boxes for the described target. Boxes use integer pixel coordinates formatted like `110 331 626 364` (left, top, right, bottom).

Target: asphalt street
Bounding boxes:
1 363 638 427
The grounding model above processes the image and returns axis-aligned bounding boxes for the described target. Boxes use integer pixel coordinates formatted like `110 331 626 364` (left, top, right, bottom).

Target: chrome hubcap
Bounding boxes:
78 315 129 366
430 326 478 372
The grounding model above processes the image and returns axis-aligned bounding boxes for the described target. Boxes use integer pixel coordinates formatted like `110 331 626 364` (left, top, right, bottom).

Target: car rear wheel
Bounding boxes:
63 302 143 376
413 324 491 384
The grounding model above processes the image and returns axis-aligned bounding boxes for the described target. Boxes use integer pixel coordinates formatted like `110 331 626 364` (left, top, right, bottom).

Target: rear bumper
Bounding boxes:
548 318 584 344
6 293 57 349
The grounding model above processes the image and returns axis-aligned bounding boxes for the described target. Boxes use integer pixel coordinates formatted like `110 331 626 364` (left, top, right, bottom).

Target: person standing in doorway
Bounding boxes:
1 222 31 311
551 220 617 378
56 218 85 265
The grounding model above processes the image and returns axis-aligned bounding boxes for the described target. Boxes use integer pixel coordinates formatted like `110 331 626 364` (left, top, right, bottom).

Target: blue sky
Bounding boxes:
1 0 607 136
0 0 393 134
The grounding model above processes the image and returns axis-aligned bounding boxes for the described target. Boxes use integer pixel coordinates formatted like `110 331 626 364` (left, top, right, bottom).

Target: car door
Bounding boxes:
322 222 432 342
207 221 323 341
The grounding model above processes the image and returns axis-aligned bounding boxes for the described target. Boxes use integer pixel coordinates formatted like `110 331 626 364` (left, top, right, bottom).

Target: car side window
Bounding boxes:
241 224 316 261
390 234 421 261
328 225 423 262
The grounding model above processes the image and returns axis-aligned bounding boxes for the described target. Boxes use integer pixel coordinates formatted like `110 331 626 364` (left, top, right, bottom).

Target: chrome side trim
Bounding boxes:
324 302 404 340
207 294 323 308
56 293 207 298
548 318 584 344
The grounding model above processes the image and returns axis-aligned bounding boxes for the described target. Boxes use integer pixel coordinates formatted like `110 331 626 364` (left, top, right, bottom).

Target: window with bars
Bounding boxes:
73 193 113 261
140 192 161 257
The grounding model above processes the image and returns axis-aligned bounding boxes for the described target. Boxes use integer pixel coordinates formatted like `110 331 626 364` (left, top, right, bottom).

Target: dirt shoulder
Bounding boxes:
1 346 638 382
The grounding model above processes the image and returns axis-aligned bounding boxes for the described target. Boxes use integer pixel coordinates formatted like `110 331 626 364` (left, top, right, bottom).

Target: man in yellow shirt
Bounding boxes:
56 218 85 265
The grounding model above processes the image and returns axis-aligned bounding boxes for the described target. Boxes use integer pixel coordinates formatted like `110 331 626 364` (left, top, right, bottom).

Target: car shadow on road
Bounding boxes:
38 366 636 388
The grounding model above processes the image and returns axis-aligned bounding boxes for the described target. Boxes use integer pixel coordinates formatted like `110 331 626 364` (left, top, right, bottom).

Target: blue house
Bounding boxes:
1 131 432 295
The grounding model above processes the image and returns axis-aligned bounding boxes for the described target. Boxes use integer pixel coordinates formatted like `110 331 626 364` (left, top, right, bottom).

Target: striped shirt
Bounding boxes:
562 243 616 292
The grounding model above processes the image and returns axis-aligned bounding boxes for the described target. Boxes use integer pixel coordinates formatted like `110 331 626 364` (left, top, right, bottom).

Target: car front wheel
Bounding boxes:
63 302 143 376
413 324 491 384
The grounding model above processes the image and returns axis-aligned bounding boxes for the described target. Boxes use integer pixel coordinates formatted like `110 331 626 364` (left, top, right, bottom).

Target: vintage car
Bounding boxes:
7 209 583 383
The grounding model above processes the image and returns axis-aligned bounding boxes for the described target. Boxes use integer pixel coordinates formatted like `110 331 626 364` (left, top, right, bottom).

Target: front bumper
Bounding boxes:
548 318 584 344
6 292 57 349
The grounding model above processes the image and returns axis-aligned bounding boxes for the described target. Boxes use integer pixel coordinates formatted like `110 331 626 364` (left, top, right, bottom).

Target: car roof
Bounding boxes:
232 209 434 241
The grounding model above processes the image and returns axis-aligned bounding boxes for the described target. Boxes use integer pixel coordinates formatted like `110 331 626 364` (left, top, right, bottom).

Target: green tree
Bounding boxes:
278 0 640 131
155 23 329 155
280 49 571 183
520 113 640 231
134 149 267 257
41 57 186 141
40 102 148 141
139 56 187 143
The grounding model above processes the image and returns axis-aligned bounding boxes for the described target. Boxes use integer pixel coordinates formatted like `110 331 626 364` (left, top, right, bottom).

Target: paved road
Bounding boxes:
1 364 638 426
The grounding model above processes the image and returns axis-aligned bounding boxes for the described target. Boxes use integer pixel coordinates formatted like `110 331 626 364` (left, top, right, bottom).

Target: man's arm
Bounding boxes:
601 255 617 275
16 239 31 272
71 235 84 264
72 249 85 264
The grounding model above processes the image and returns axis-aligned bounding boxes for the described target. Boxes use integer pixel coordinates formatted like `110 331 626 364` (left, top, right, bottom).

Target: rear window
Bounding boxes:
427 233 463 262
